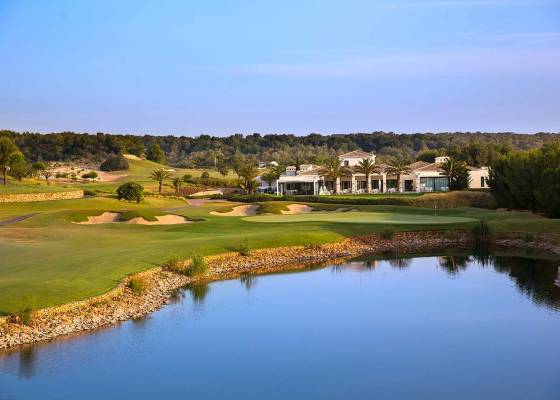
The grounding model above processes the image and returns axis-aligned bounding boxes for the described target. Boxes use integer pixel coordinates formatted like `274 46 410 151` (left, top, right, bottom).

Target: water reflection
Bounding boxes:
17 345 37 379
187 283 210 304
239 273 257 291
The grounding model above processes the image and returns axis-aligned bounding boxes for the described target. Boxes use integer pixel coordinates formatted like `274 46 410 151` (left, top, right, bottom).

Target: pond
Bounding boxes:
1 252 560 399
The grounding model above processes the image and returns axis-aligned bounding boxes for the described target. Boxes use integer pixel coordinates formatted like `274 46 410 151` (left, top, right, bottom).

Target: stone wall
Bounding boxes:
0 190 84 203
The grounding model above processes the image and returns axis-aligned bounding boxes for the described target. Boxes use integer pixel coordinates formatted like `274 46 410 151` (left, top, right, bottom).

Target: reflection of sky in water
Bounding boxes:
1 254 560 400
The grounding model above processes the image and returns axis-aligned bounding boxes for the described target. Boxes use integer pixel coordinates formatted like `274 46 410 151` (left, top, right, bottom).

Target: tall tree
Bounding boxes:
8 155 29 182
0 137 23 185
150 168 172 193
319 156 352 194
172 177 183 194
441 157 471 190
354 158 379 193
385 158 411 193
146 144 166 164
238 163 259 194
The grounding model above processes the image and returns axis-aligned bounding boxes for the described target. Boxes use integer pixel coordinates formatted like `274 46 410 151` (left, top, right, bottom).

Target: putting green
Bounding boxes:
244 211 477 225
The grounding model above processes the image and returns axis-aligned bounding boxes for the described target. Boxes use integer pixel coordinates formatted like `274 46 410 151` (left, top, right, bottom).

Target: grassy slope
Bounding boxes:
0 157 236 195
0 197 559 314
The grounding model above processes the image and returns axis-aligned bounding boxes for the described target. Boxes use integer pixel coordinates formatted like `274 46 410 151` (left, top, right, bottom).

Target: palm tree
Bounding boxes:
440 157 471 190
172 177 183 194
150 168 172 193
261 171 277 189
238 163 259 194
354 158 379 193
385 158 411 193
319 155 352 194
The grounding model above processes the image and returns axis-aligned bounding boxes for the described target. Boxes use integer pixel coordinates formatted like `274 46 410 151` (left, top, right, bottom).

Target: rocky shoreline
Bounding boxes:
0 230 558 352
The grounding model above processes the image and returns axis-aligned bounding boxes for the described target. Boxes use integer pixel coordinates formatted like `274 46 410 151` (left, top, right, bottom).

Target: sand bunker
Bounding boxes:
210 204 260 216
78 212 121 224
77 212 191 225
123 154 142 160
281 204 314 214
125 215 191 225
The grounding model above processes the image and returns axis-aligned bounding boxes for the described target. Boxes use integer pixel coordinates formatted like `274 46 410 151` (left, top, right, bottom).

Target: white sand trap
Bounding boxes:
190 190 223 197
77 213 190 225
211 204 259 216
281 204 314 214
125 215 191 225
78 212 121 224
123 154 142 160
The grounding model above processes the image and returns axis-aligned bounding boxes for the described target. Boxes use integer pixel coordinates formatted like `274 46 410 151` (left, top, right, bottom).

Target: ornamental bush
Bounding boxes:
100 154 129 171
116 182 144 203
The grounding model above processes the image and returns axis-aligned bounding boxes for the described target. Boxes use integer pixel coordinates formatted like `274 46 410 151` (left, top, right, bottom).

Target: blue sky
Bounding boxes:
0 0 558 136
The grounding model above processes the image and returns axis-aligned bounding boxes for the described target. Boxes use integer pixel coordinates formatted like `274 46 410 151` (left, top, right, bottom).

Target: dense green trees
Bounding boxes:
488 143 560 218
100 154 129 171
146 144 166 164
1 130 556 169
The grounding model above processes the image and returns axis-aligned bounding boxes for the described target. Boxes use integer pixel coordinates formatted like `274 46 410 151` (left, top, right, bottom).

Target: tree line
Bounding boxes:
1 130 557 168
488 142 560 218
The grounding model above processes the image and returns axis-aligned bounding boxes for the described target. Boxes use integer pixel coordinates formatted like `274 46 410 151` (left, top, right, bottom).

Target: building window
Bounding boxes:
480 177 485 188
344 160 349 166
420 177 449 192
404 180 413 192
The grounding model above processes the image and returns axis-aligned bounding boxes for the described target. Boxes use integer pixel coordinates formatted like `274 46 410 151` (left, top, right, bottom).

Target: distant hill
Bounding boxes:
1 130 558 168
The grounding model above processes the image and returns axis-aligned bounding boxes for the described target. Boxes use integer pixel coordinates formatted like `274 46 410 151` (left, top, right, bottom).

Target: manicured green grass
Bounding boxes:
0 196 558 314
0 180 77 194
244 212 476 225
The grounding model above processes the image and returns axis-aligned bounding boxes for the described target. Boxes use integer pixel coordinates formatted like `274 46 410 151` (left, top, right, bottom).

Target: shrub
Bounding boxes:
83 189 97 197
116 182 144 203
127 276 148 294
163 256 185 274
523 232 535 243
381 227 396 240
185 255 208 277
11 307 33 326
201 171 210 179
471 220 492 245
237 238 251 256
100 154 129 171
82 171 98 180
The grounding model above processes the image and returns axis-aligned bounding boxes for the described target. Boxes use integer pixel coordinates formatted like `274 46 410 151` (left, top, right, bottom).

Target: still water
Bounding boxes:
1 253 560 400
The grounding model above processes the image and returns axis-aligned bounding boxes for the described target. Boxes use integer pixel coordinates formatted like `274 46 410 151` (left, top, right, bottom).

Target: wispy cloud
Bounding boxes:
234 48 560 79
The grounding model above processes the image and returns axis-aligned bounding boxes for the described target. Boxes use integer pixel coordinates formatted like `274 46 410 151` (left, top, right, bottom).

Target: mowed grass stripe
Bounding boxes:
244 212 476 224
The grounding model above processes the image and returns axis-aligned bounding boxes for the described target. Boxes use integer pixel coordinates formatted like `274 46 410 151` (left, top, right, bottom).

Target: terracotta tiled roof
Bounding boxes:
414 162 444 172
339 150 372 159
408 161 430 171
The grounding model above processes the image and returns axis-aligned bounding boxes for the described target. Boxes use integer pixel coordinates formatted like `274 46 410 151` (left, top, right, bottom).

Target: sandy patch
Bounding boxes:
281 204 314 214
125 215 191 225
77 212 190 225
123 154 142 160
78 212 121 224
211 204 260 216
190 190 223 197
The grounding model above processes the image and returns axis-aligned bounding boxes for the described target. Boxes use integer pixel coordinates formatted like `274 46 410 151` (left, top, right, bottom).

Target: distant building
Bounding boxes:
276 151 489 196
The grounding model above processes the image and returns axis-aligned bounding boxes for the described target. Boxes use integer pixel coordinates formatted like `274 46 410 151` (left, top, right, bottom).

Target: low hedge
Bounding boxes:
218 191 497 209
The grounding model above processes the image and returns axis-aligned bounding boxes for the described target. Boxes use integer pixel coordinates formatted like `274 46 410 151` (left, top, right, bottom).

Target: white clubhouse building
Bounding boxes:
275 151 489 196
